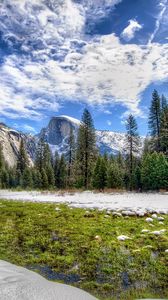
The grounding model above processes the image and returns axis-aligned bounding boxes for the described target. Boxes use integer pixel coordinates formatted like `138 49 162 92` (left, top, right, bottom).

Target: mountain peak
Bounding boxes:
54 115 81 126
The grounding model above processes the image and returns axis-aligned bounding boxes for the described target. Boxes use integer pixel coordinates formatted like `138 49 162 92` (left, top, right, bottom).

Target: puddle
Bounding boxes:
28 265 81 284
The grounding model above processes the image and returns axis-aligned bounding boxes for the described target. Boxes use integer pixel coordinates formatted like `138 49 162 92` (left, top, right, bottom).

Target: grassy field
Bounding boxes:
0 200 167 299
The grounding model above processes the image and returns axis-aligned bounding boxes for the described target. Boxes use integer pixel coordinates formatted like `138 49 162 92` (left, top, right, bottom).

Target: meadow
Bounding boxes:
0 200 167 300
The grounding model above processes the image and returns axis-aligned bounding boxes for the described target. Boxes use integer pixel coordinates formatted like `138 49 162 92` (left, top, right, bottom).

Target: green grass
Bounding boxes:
0 200 168 299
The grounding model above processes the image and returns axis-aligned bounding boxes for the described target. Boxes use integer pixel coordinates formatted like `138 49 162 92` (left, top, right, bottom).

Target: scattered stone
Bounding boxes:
165 249 168 253
117 235 130 241
122 211 136 216
55 207 61 211
104 215 109 218
159 221 164 225
137 212 145 217
95 235 102 242
160 229 166 233
158 216 164 221
149 224 154 227
112 212 122 217
141 229 150 233
151 229 166 236
146 217 153 223
151 213 157 219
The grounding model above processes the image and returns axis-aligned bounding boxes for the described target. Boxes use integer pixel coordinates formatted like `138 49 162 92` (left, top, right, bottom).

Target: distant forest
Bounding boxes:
0 90 168 191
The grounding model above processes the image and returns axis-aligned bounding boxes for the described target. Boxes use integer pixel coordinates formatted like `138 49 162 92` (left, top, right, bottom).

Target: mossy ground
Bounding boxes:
0 200 167 299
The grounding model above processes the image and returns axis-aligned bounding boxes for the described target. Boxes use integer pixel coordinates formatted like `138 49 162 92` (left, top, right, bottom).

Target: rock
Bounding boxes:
159 222 164 225
165 249 168 253
151 213 158 219
112 212 122 217
146 217 153 223
95 235 102 242
55 207 61 211
158 216 164 221
141 229 150 233
0 260 97 300
122 211 136 216
151 229 166 236
117 235 130 241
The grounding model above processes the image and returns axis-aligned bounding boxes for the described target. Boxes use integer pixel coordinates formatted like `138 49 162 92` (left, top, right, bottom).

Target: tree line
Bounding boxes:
0 89 168 191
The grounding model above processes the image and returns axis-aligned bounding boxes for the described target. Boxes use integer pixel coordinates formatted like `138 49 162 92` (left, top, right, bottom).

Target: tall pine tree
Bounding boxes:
125 114 140 191
148 90 161 152
17 139 28 174
76 109 97 188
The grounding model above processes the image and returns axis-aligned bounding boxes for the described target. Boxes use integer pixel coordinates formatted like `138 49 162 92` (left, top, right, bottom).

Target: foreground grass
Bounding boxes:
0 200 167 299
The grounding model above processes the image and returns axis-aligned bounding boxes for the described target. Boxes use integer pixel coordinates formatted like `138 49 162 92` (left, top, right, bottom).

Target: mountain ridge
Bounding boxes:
0 115 144 167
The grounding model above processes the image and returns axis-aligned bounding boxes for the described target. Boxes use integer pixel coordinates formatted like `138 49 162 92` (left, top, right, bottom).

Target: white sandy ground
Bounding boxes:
0 260 97 300
0 190 168 214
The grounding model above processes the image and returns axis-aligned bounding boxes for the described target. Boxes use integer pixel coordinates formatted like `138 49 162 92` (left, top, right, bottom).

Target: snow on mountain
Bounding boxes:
0 115 144 167
39 115 144 156
59 115 81 127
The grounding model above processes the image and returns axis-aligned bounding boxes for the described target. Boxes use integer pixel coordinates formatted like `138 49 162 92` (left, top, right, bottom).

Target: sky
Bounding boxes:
0 0 168 135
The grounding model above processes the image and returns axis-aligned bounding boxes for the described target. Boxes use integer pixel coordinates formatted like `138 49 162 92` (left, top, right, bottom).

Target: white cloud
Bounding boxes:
148 0 167 43
1 34 168 119
0 0 168 121
121 19 143 41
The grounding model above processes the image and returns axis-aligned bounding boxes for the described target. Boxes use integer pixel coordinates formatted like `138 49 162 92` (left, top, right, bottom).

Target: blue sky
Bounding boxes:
0 0 168 135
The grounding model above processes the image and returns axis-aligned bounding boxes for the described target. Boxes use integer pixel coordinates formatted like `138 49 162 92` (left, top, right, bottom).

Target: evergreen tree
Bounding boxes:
67 127 75 186
160 107 168 155
17 139 28 174
0 142 4 170
46 164 55 187
76 109 97 188
35 138 46 172
141 152 168 190
32 169 42 189
107 161 124 189
21 168 33 189
41 168 49 189
54 151 60 188
125 114 140 190
161 94 167 110
148 90 161 151
57 154 67 189
92 156 107 190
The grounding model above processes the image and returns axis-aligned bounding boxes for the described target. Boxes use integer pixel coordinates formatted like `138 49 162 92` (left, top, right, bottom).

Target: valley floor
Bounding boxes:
0 190 168 214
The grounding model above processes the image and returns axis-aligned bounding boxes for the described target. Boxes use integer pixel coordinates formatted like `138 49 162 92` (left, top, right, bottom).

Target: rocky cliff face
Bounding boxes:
0 123 36 167
38 116 81 155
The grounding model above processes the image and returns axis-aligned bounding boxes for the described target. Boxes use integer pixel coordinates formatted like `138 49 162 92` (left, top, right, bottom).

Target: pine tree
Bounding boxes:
0 142 4 170
141 152 168 190
16 139 28 174
148 90 161 152
161 94 167 110
76 109 97 188
54 151 60 188
41 168 49 189
160 107 168 155
92 156 107 190
125 114 140 190
67 127 75 187
57 154 67 189
35 138 46 172
21 168 33 189
107 161 124 189
32 169 42 189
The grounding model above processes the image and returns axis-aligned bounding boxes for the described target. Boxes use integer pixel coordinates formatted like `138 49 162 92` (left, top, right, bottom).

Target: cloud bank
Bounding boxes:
0 0 168 120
